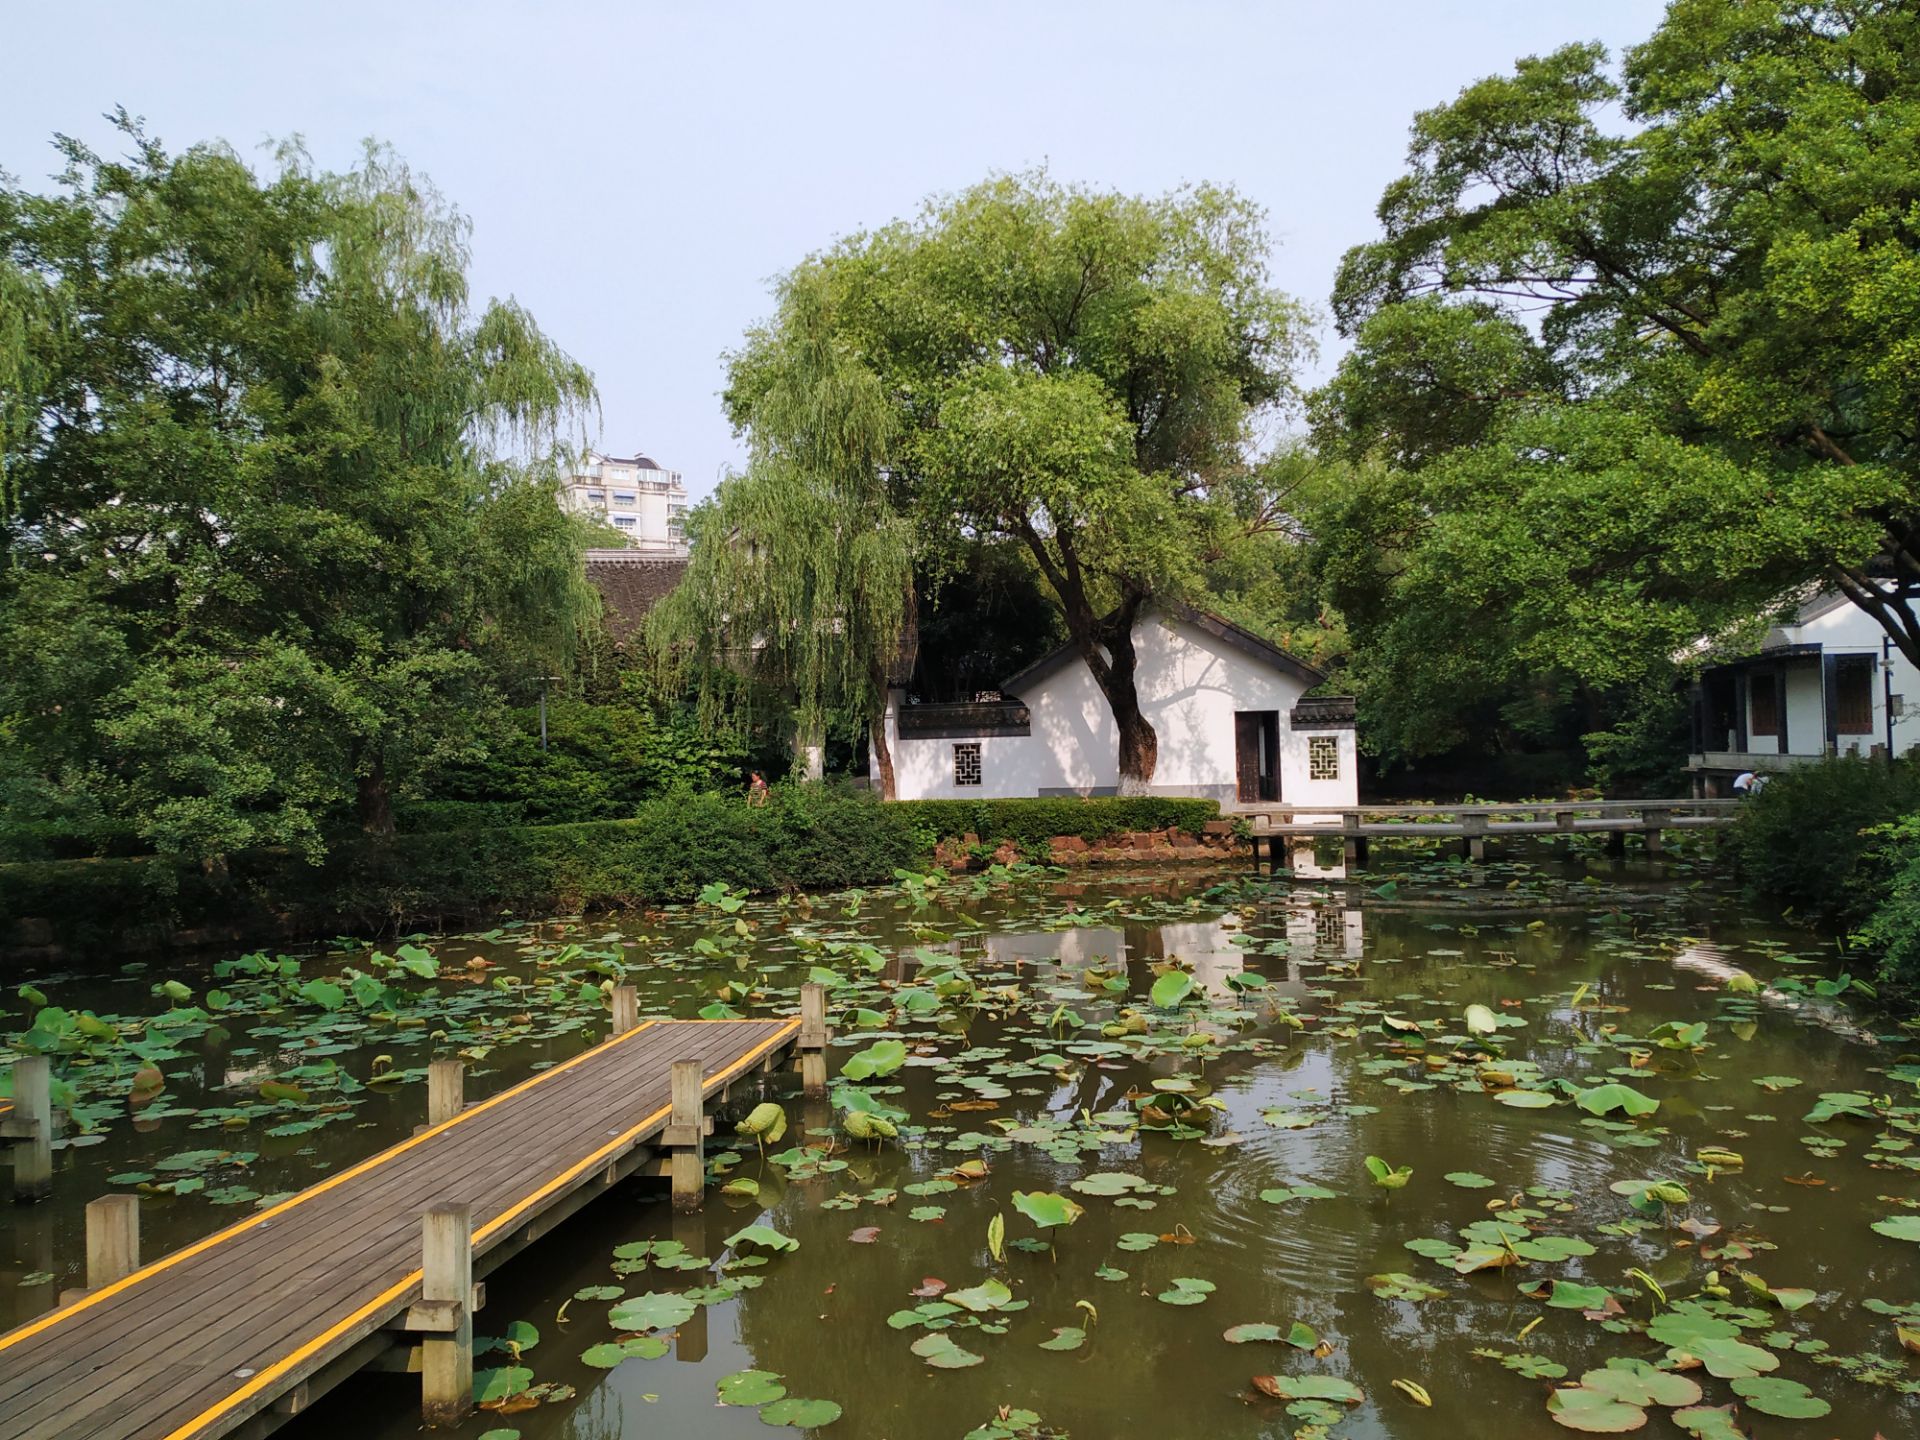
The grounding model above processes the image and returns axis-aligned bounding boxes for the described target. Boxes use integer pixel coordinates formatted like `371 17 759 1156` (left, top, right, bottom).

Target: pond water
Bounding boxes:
5 844 1919 1440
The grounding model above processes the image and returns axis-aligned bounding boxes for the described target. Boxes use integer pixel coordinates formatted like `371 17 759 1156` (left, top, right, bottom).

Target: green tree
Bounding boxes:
1318 1 1920 713
0 120 601 861
719 172 1309 788
648 268 915 794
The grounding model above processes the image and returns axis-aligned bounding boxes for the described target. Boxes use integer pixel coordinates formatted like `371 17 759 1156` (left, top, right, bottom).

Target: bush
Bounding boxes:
1727 757 1920 931
892 796 1220 855
0 791 1218 958
411 700 743 825
0 785 922 956
1858 815 1920 995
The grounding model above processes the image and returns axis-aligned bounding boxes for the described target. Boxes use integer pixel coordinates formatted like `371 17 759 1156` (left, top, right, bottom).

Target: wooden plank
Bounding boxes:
4 1023 774 1436
62 1023 794 1440
0 1018 797 1440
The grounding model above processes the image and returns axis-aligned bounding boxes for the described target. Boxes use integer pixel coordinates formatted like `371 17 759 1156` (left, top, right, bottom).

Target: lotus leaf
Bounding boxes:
759 1397 843 1427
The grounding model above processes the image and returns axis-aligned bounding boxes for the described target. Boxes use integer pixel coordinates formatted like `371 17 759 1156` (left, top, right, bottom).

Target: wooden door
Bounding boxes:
1234 712 1263 803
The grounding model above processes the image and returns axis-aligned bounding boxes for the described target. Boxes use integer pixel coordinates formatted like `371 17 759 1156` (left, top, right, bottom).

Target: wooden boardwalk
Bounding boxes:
1241 798 1738 867
0 1014 805 1440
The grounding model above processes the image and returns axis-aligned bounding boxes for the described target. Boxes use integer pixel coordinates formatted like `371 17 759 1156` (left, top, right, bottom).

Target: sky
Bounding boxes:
2 1 1670 501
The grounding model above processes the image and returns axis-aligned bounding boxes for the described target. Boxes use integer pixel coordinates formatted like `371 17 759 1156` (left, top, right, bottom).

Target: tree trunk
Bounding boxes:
1112 689 1159 792
1077 597 1157 790
357 753 396 837
792 721 825 783
870 711 896 800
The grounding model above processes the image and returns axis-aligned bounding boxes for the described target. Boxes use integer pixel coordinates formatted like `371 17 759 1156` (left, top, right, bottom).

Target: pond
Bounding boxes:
5 844 1918 1439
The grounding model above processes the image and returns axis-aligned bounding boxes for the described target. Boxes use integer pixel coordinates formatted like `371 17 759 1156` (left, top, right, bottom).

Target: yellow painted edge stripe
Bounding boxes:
162 1016 801 1440
0 1018 666 1353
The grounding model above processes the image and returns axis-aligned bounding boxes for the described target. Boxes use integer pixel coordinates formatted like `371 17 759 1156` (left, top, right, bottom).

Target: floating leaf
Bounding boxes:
725 1225 799 1255
1012 1190 1084 1230
1150 970 1195 1008
607 1292 698 1332
1576 1084 1660 1118
759 1397 843 1427
718 1370 788 1406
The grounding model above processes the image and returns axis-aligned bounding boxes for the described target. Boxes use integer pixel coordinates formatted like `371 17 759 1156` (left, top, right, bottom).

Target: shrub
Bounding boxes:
1858 815 1920 995
0 791 1218 958
1727 757 1920 931
892 797 1219 853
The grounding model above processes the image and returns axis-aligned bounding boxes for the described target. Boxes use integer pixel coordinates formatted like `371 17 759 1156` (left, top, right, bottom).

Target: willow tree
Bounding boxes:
647 270 914 794
0 120 602 860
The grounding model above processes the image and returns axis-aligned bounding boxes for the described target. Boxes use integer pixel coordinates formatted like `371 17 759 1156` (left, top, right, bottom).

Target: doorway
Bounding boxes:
1234 710 1280 803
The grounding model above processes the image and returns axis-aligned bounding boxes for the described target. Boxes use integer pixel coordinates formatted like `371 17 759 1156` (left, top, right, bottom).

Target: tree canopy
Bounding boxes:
0 119 602 862
711 171 1311 787
1313 0 1920 757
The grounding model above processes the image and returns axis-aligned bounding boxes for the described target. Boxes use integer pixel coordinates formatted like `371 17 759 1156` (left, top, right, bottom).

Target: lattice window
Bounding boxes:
953 742 982 787
1308 735 1340 781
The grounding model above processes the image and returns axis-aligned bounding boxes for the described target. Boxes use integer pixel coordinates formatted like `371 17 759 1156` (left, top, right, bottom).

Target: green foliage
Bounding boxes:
719 170 1311 784
1856 814 1920 996
0 120 600 864
0 785 921 949
892 797 1217 855
648 265 912 782
402 700 740 828
1314 2 1920 754
1728 759 1920 932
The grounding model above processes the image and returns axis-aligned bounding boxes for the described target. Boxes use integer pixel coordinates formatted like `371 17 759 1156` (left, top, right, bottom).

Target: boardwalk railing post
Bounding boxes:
1642 807 1671 856
85 1194 138 1289
1341 812 1368 868
610 985 639 1035
667 1059 706 1211
421 1202 473 1427
798 984 829 1099
8 1055 53 1202
1461 812 1489 864
427 1060 464 1128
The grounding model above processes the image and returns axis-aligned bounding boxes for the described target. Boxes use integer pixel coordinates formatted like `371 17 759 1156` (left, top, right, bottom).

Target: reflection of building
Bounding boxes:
561 449 689 554
880 606 1358 805
1688 587 1917 794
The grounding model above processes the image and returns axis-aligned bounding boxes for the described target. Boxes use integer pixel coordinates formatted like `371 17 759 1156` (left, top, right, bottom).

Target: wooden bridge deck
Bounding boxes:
0 1015 800 1440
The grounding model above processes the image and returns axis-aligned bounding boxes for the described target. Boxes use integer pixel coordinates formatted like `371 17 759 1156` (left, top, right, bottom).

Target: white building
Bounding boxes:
560 450 689 554
879 606 1359 809
1688 588 1918 794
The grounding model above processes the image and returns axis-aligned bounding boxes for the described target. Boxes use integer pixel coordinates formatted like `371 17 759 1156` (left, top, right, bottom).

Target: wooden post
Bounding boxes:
671 1206 709 1362
10 1056 52 1203
669 1059 705 1211
420 1203 473 1427
799 983 829 1100
610 985 638 1035
85 1194 139 1289
1607 827 1628 857
1461 813 1489 864
1341 812 1368 868
427 1060 464 1128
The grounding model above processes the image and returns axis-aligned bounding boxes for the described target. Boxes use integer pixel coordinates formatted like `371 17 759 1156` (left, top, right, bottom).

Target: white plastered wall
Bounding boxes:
883 611 1358 805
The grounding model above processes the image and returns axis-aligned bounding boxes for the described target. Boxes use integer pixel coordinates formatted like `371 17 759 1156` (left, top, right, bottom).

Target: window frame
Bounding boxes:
953 741 983 787
1307 734 1340 782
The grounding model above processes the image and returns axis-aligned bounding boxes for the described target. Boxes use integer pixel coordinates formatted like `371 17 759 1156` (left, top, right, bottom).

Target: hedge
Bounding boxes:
1 790 1221 956
892 796 1220 853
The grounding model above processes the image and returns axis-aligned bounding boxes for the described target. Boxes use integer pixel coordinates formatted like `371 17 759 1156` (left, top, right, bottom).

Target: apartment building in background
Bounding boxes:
560 449 689 554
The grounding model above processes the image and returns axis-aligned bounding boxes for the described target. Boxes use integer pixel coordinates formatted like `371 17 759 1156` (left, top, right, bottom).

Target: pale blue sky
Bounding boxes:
2 1 1668 498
